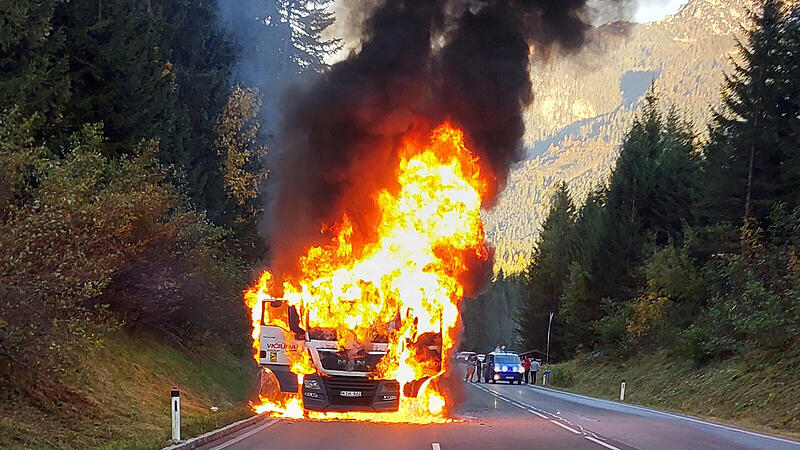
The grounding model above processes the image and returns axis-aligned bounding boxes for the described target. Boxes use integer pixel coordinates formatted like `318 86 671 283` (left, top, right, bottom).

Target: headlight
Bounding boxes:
304 378 320 390
501 365 509 372
494 366 501 372
517 366 525 373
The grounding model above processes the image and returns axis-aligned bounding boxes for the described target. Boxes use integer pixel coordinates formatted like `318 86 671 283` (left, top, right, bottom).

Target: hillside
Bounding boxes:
485 0 752 273
542 348 800 438
0 333 253 449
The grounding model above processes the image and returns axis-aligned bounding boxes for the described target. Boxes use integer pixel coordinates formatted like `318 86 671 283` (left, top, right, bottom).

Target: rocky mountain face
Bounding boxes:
485 0 755 273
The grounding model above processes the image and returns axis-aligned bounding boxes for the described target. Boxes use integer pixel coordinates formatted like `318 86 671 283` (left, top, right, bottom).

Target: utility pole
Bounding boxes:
546 312 554 365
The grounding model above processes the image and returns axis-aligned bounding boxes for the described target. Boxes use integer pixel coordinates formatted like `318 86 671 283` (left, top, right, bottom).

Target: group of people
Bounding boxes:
522 356 540 384
462 354 541 384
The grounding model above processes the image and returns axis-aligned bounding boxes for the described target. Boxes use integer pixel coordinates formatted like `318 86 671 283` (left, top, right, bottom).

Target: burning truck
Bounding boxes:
244 124 490 422
257 298 442 412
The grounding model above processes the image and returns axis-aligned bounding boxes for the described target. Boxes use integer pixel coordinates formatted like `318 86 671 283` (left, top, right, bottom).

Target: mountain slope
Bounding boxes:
485 0 753 273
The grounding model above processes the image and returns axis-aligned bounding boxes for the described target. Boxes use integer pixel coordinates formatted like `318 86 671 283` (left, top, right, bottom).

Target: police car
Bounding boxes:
482 351 524 384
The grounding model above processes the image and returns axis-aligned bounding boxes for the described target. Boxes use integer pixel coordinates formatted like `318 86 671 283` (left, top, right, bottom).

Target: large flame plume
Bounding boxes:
244 122 489 422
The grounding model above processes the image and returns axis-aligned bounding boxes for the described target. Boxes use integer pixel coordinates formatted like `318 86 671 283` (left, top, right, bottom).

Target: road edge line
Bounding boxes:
526 384 800 446
162 413 273 450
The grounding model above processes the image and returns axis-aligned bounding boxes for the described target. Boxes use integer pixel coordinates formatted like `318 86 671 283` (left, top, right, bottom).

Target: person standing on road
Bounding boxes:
522 356 531 384
465 354 477 382
475 356 483 383
530 359 540 385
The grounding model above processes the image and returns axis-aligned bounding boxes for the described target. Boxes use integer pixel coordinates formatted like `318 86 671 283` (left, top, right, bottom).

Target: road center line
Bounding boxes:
209 419 279 450
473 383 624 449
550 420 582 434
528 409 548 418
432 443 441 450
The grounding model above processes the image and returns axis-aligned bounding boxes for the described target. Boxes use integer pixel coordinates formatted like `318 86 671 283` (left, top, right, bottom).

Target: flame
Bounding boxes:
244 122 489 422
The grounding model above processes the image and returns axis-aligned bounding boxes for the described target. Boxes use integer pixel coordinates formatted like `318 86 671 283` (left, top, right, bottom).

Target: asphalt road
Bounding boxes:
197 381 800 450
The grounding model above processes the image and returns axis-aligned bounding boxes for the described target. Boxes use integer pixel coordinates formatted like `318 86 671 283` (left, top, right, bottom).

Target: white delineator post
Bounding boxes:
542 374 547 386
171 387 181 442
620 381 626 402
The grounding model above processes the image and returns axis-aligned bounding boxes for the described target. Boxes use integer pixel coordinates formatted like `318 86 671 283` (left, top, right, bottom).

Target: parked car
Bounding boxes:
456 351 476 363
482 351 524 384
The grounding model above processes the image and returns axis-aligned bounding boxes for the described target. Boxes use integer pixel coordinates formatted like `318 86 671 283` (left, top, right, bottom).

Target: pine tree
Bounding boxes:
153 0 238 222
520 183 576 357
282 0 342 73
219 0 340 137
701 0 791 224
776 3 800 201
54 0 181 156
0 0 70 135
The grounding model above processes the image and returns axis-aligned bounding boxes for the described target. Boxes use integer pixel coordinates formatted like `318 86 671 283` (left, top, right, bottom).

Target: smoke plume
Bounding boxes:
266 0 633 279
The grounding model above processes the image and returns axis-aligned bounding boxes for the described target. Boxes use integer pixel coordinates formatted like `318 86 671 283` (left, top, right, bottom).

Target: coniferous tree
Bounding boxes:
602 93 701 299
558 189 607 348
153 0 238 222
521 183 576 357
53 0 181 156
0 0 70 135
218 0 339 137
776 3 800 200
701 0 791 224
282 0 342 73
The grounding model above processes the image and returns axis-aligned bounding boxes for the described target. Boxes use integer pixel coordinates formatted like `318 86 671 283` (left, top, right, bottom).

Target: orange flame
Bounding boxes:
244 122 489 422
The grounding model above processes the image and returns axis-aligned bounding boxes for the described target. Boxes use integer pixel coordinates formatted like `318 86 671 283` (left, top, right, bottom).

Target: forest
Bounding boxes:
0 0 338 430
462 0 800 364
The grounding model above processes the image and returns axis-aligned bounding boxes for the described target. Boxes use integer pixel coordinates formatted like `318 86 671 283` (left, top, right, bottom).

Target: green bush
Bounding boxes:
593 299 634 358
549 366 576 387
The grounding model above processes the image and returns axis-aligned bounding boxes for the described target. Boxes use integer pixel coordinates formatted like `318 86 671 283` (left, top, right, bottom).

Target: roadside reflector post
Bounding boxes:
620 381 626 402
543 374 547 386
171 387 181 442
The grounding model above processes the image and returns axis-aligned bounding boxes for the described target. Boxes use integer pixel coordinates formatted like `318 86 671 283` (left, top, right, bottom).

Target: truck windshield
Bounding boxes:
309 327 337 341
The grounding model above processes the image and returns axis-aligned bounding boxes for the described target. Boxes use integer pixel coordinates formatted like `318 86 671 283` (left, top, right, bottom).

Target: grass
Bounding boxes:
541 348 800 439
0 332 257 449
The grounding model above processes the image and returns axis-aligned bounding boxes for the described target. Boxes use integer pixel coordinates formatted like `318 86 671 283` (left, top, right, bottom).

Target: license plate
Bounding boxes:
340 390 362 398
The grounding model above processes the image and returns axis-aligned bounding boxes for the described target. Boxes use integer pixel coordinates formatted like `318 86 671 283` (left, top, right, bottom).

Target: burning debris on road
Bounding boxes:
243 0 631 423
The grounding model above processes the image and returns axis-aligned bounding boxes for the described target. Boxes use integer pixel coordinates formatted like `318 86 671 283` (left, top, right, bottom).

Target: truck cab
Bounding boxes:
259 299 406 412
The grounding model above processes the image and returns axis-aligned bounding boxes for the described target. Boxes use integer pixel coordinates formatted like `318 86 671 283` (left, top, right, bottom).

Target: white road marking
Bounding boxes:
528 409 548 419
209 419 279 450
474 383 624 449
550 420 582 434
527 385 800 446
585 436 622 450
432 443 441 450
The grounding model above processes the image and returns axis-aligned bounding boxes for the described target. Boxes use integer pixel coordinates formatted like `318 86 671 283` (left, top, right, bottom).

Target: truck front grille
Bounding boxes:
322 376 379 406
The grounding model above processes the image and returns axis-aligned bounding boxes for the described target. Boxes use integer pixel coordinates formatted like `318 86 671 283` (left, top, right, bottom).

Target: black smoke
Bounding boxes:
266 0 632 279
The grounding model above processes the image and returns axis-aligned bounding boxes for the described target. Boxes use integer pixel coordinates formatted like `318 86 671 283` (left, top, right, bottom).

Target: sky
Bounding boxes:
634 0 690 22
